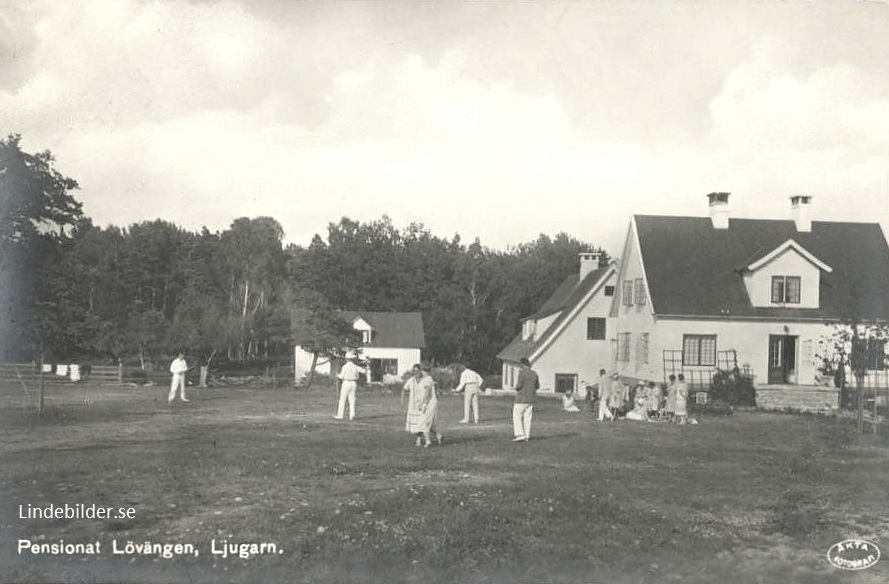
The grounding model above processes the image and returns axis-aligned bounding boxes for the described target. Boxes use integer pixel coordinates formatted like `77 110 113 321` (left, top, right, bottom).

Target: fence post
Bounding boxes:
118 360 123 385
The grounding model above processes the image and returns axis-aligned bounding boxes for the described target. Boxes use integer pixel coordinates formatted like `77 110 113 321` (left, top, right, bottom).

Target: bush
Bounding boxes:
483 375 502 390
430 366 456 391
709 368 756 407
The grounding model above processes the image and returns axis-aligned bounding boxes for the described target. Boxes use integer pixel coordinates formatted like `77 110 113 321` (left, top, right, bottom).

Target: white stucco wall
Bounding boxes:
640 319 829 386
743 248 821 308
610 220 659 380
531 273 617 392
359 347 422 379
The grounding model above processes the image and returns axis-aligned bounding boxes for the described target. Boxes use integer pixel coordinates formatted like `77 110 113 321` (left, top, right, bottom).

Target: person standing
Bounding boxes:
674 373 690 425
454 364 484 424
512 358 539 442
168 352 190 404
335 353 366 421
595 369 611 421
403 364 423 439
404 364 442 447
665 374 677 422
608 372 626 420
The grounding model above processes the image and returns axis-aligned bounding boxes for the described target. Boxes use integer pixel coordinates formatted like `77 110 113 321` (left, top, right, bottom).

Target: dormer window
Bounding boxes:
771 276 801 304
522 320 536 340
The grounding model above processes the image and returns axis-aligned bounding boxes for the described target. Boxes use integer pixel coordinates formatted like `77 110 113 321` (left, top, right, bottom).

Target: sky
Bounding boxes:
2 0 888 255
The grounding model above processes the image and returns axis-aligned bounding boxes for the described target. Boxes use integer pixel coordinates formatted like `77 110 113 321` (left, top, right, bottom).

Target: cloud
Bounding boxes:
2 1 887 254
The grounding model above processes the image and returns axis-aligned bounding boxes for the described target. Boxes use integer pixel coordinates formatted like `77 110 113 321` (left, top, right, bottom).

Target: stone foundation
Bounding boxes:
755 385 840 414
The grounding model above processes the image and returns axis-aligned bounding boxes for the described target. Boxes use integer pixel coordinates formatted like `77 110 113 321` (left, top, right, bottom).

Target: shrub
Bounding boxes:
709 368 756 407
430 366 456 390
483 375 502 390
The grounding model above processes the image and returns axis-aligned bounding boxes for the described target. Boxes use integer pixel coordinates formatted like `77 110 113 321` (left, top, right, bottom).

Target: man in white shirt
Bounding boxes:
168 352 189 404
454 364 484 424
335 352 366 421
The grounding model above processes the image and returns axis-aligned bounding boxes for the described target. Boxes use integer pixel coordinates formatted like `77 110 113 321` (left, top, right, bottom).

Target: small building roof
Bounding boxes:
498 266 611 362
291 309 425 348
634 215 889 320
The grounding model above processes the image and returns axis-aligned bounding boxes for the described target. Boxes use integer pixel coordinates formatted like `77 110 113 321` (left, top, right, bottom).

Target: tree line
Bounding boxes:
1 135 607 374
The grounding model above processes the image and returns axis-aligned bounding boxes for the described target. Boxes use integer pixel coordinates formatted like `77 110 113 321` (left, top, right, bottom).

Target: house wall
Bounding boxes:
360 347 422 379
743 249 821 308
645 319 827 386
532 274 617 392
611 220 659 380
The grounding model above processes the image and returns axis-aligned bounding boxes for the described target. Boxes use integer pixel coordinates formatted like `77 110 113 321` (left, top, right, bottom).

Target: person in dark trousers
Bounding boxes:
512 358 540 442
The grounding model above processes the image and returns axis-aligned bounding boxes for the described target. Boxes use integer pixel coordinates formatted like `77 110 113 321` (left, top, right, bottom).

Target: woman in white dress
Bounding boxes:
402 364 442 447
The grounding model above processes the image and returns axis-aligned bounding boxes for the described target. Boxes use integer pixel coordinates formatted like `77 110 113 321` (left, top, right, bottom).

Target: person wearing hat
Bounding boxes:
335 352 366 420
403 363 442 447
512 357 540 442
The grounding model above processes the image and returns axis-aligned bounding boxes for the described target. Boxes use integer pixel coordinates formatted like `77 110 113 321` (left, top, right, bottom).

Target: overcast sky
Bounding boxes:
2 0 888 255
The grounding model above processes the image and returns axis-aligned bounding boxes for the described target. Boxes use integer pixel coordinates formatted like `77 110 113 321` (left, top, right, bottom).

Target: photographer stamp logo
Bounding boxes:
827 539 880 570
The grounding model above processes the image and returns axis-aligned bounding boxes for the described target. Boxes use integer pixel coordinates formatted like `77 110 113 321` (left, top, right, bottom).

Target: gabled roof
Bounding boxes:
291 309 425 348
634 215 889 320
498 266 612 362
744 238 832 273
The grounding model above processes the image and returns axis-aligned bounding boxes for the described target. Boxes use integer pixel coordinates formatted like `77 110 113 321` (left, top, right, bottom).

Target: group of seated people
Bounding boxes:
561 370 694 424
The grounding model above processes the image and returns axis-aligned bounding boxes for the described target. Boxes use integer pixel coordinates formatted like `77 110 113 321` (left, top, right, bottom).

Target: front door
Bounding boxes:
768 335 797 384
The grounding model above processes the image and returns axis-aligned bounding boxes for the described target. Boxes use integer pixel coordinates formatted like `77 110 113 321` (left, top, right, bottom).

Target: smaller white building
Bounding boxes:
292 310 425 383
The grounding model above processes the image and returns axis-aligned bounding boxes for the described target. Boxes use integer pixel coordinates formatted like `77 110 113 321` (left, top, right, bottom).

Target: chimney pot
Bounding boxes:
791 195 812 232
707 192 731 229
579 251 602 280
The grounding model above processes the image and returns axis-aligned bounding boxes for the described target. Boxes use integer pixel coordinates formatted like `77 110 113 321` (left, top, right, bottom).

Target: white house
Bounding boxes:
498 252 618 393
608 193 889 403
292 310 425 383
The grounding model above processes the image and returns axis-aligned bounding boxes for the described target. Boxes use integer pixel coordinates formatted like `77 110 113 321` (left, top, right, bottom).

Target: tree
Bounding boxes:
0 135 83 361
220 217 287 360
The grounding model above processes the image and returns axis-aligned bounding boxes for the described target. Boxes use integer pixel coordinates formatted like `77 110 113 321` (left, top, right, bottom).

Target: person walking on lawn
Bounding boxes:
454 363 484 424
168 352 190 404
512 357 540 442
404 363 442 447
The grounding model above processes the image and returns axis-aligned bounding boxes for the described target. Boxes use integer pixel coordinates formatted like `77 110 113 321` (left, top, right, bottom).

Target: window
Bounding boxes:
622 281 633 306
369 358 398 382
634 278 647 305
636 332 650 367
866 338 887 370
771 276 801 304
683 335 716 366
616 332 631 362
362 330 372 343
604 285 615 297
586 318 606 340
522 320 536 340
555 374 577 394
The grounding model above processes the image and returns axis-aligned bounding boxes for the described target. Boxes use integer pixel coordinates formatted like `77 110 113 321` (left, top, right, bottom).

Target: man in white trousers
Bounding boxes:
335 352 366 421
168 352 190 404
454 364 484 424
512 357 539 442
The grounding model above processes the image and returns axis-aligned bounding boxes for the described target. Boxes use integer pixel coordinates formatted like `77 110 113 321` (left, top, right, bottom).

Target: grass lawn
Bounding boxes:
1 382 888 584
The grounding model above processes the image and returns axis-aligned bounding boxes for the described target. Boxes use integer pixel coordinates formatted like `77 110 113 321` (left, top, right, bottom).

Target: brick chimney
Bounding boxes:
579 251 602 280
790 195 812 232
707 192 731 229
